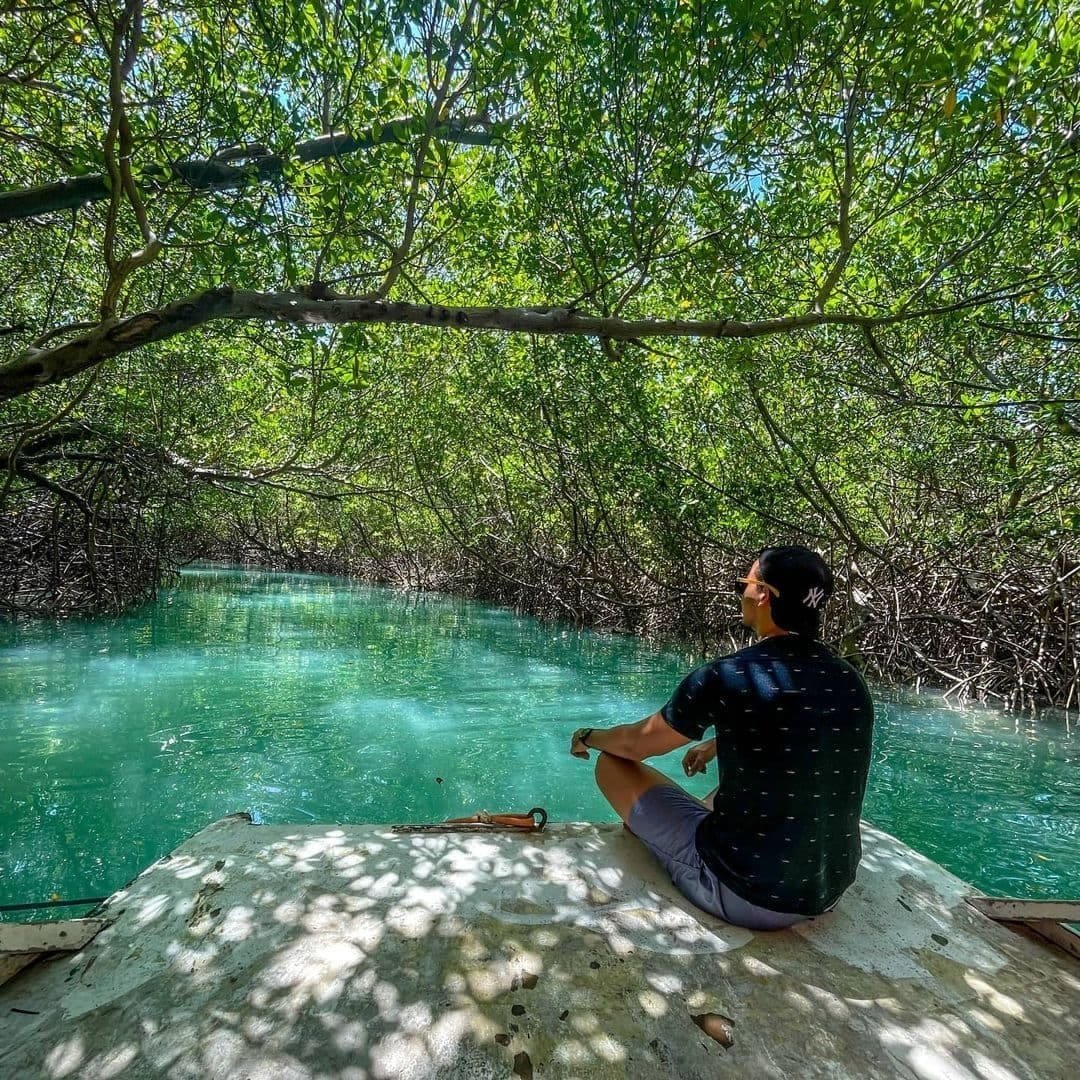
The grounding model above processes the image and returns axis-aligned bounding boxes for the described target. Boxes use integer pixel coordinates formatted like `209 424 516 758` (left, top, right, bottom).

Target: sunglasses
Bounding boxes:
733 577 780 599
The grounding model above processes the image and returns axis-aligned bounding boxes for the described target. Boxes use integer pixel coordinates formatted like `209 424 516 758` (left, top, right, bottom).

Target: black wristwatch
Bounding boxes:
579 727 594 747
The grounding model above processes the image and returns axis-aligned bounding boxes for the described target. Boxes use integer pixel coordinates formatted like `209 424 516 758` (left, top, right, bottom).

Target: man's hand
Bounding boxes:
570 728 591 759
682 738 717 776
570 728 593 759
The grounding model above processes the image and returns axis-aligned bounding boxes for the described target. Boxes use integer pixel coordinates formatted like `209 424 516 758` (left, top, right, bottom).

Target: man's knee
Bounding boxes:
593 749 611 785
594 749 624 783
593 751 637 819
594 750 630 798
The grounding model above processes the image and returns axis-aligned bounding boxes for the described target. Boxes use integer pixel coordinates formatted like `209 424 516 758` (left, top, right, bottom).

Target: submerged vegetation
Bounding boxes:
1 0 1077 707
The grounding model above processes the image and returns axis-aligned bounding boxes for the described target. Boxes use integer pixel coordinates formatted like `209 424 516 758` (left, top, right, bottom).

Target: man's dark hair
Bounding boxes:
757 546 834 636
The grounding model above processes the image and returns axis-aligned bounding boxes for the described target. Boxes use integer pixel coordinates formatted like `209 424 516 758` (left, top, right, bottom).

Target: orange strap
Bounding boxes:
391 807 548 834
443 808 547 831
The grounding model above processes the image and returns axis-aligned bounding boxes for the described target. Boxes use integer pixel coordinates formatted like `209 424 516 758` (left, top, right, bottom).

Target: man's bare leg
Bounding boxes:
594 752 693 824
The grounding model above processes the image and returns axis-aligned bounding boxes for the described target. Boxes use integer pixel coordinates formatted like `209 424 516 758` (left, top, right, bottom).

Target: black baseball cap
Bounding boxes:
756 546 834 635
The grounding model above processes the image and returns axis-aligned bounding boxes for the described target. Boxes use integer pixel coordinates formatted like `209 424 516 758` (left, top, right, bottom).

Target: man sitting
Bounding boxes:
570 546 874 930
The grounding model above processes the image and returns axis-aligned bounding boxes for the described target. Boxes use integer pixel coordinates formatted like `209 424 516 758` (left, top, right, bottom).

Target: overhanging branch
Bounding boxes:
0 115 502 224
0 282 1044 403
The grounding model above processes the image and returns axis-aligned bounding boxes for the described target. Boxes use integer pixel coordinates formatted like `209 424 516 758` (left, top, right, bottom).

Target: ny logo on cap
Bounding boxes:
804 586 825 609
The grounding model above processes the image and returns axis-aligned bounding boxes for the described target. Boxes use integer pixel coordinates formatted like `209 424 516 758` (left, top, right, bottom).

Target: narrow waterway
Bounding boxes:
1 566 1076 914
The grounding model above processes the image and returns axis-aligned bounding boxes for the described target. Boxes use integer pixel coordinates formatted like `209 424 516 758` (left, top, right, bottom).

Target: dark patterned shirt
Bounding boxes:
662 634 874 914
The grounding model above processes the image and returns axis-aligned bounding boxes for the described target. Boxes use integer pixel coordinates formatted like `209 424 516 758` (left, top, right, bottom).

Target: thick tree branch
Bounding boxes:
0 116 503 224
0 282 1049 403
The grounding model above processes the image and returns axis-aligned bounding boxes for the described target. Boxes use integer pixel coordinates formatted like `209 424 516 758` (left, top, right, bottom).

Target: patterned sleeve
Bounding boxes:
661 661 724 740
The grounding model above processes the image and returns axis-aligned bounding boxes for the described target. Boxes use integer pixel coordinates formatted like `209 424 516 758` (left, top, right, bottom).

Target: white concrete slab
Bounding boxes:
1 814 1076 1079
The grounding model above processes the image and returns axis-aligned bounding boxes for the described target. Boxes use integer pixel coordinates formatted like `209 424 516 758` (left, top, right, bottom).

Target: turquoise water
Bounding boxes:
1 567 1077 915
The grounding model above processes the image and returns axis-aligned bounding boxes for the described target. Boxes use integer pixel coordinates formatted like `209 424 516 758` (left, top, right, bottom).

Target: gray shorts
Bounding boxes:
627 783 806 931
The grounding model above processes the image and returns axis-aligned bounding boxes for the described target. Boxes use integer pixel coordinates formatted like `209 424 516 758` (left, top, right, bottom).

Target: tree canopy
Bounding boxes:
1 0 1078 706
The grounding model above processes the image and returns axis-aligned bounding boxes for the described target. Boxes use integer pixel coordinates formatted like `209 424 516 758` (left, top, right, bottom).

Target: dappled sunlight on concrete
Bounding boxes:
1 814 1077 1078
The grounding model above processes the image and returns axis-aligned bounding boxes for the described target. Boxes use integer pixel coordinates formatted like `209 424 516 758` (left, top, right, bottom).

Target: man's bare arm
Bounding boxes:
574 711 691 762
